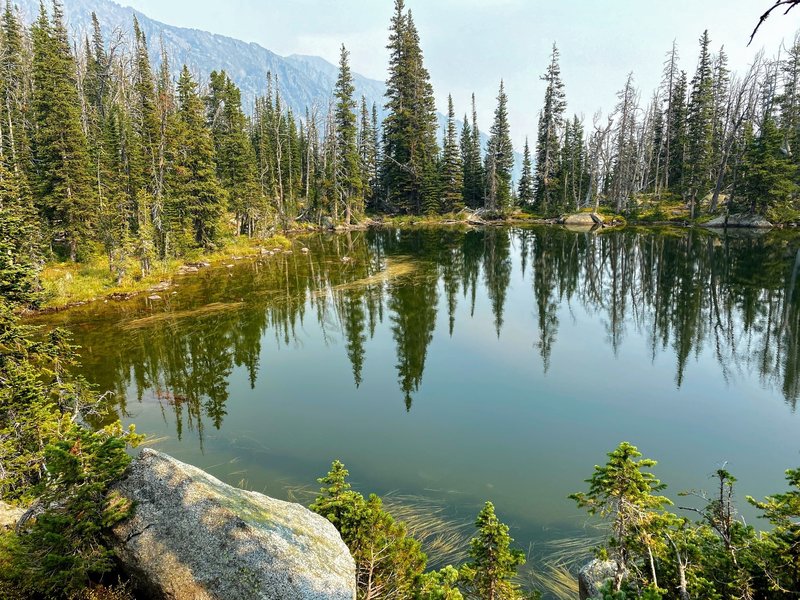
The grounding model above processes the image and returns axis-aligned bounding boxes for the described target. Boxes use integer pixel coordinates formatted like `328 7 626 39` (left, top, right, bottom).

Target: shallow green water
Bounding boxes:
33 225 800 579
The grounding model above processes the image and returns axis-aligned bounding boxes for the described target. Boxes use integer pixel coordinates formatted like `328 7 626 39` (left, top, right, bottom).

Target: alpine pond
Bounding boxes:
32 225 800 580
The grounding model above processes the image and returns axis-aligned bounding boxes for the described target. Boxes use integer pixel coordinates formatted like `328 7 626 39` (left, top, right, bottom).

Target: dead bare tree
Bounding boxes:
750 0 800 45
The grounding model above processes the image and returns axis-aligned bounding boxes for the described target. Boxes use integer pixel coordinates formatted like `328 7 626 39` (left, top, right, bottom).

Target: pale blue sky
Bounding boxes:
120 0 797 146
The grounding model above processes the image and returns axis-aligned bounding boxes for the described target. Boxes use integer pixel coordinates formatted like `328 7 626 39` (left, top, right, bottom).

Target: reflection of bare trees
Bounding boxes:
72 227 800 439
524 228 800 408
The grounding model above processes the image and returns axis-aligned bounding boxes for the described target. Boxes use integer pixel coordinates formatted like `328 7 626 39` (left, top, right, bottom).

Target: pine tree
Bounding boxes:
685 30 715 216
485 81 514 213
440 95 463 212
460 501 527 600
168 65 226 251
0 2 32 184
206 70 263 235
665 70 688 194
780 32 800 162
132 16 161 197
571 442 672 592
333 45 362 224
517 138 534 205
381 0 439 214
357 96 376 207
560 115 589 210
460 94 485 209
534 43 567 215
737 114 797 216
31 1 93 260
311 461 426 600
0 162 39 306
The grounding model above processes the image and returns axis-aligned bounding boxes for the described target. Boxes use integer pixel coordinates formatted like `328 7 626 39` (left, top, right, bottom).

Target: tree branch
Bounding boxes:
750 0 800 45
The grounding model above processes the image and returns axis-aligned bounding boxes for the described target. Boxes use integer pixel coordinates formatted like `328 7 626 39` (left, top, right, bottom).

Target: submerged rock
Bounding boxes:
702 213 773 228
110 449 355 600
578 559 618 600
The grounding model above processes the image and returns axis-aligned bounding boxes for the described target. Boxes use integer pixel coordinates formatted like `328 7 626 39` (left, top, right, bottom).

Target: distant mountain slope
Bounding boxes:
16 0 387 117
15 0 521 179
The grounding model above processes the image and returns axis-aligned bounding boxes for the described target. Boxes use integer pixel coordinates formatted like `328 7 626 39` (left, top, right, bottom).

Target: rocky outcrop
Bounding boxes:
110 449 355 600
578 559 618 600
562 212 604 227
702 213 773 228
0 501 24 531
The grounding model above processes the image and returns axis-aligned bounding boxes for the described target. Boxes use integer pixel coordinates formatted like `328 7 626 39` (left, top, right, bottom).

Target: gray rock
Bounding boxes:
562 213 603 227
0 501 24 531
578 559 618 600
110 449 355 600
702 213 773 228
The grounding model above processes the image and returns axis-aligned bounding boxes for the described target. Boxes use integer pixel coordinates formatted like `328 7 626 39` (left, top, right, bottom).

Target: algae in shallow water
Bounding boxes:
120 302 245 330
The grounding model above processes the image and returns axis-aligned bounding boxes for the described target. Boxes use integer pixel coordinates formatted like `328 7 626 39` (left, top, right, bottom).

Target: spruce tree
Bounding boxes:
517 138 534 205
780 33 800 162
737 114 797 215
485 81 514 213
440 94 463 212
333 45 362 224
460 94 485 209
168 65 226 251
571 442 672 592
534 43 566 215
206 70 263 235
132 16 161 197
357 97 376 208
460 501 527 600
666 70 688 194
685 30 715 215
31 1 93 260
0 2 32 184
381 0 439 214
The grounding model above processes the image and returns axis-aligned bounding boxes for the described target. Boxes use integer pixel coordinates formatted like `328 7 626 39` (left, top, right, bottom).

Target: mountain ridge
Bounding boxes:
15 0 521 178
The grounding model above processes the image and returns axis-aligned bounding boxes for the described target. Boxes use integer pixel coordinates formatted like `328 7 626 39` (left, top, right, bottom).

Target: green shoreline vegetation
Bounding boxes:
1 0 799 597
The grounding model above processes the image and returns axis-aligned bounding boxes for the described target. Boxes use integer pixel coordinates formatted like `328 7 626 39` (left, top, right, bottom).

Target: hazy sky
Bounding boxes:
119 0 797 146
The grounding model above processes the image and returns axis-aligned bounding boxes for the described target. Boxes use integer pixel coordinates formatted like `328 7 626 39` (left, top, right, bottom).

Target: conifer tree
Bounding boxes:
517 138 534 205
357 96 376 207
333 45 362 224
485 81 514 212
571 442 672 592
534 43 567 215
460 501 527 600
168 65 226 251
1 2 32 184
440 95 463 212
382 0 439 214
685 30 715 215
665 70 688 193
780 32 800 161
460 94 485 209
31 1 93 260
132 16 161 197
206 70 263 235
737 114 797 215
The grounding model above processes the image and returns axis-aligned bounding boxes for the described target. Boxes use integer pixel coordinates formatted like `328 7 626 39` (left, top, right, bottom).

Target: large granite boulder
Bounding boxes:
562 212 603 227
702 213 773 228
578 559 618 600
110 449 355 600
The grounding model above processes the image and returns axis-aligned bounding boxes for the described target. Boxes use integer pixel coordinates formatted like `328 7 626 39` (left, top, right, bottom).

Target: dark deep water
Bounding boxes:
32 225 800 585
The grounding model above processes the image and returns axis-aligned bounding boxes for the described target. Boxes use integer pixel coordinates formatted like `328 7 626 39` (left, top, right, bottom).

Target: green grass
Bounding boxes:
39 234 291 310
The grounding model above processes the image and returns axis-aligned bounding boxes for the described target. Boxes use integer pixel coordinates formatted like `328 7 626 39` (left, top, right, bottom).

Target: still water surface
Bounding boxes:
34 226 800 575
